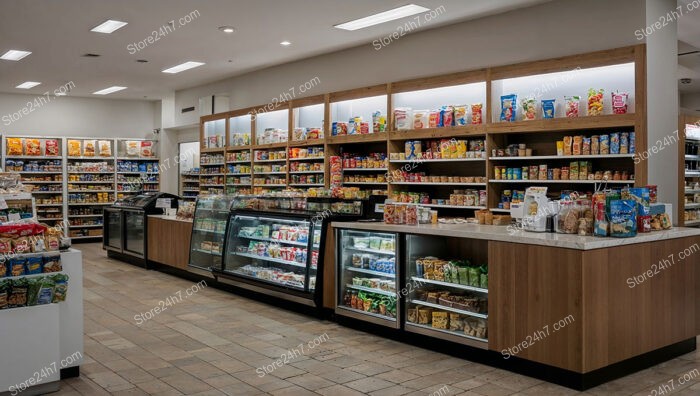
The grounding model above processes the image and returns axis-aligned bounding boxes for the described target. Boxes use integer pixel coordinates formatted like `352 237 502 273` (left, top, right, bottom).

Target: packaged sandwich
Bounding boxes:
7 138 23 155
83 140 96 157
98 140 112 157
45 139 59 156
24 139 41 156
68 139 82 157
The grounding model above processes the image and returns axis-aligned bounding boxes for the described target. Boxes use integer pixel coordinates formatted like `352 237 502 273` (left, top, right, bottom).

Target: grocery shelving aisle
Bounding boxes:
58 243 700 396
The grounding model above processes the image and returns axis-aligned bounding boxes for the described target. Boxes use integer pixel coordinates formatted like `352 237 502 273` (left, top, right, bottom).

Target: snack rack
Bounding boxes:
180 169 201 200
682 119 700 227
2 136 161 240
115 138 160 201
226 112 253 195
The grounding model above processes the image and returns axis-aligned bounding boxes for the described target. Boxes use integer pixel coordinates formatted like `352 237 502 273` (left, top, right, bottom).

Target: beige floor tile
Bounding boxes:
316 384 368 396
345 376 396 393
286 372 335 390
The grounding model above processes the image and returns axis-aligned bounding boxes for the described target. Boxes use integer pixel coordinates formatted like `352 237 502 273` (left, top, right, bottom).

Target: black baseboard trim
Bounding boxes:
60 366 79 379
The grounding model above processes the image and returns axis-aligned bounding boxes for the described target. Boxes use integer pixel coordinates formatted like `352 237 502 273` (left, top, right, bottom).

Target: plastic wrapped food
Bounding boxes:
413 110 429 129
140 141 153 157
521 97 536 120
599 134 610 154
612 91 628 114
572 136 582 155
582 137 591 155
7 138 23 155
610 133 620 154
500 94 517 122
83 140 96 157
126 140 139 156
565 96 580 117
587 88 604 116
454 105 468 126
67 140 82 156
45 139 59 156
428 110 440 128
394 107 411 130
563 136 573 156
471 103 483 124
440 106 454 127
541 99 555 119
24 139 41 156
609 200 637 237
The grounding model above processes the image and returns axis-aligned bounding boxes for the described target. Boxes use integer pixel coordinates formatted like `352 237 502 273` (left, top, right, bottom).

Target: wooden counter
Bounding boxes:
147 215 193 269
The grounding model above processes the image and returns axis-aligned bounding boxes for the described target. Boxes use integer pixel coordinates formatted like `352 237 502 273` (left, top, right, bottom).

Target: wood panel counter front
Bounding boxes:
147 215 193 270
329 222 700 377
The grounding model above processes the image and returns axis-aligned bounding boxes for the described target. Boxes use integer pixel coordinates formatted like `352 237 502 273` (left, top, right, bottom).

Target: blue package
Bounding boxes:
609 200 637 238
25 257 42 275
541 99 555 119
629 132 635 153
626 187 650 216
500 94 517 122
139 163 147 172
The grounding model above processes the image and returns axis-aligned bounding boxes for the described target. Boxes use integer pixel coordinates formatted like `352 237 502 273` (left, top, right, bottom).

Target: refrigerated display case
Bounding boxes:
335 229 399 327
188 195 235 271
215 211 322 306
403 234 488 348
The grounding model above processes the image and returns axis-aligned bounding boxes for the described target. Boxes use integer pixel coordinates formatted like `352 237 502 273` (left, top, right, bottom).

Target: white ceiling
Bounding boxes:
0 0 549 100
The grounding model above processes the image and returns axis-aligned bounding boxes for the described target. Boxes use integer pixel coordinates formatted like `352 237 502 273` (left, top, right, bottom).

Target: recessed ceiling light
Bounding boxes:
280 41 291 46
1 50 32 61
162 61 205 74
16 81 41 89
93 86 127 95
218 26 236 33
334 4 430 31
90 19 128 34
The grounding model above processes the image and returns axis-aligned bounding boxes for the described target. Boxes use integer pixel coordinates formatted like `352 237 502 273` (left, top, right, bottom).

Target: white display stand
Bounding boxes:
0 249 83 396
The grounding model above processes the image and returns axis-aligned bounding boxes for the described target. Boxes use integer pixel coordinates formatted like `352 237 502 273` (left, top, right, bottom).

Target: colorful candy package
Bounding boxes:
521 98 536 120
471 103 483 124
564 96 580 118
541 99 555 119
500 94 517 122
454 105 468 126
587 88 604 116
440 106 454 127
612 91 628 114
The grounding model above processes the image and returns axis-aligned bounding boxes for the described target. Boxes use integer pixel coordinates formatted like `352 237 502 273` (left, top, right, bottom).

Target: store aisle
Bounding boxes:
55 243 699 396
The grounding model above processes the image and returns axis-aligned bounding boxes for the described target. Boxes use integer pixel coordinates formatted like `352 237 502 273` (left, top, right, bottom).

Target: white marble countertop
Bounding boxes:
330 221 700 250
147 214 193 223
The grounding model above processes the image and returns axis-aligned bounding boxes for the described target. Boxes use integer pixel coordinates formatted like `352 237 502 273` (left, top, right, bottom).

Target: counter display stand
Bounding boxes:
188 195 234 272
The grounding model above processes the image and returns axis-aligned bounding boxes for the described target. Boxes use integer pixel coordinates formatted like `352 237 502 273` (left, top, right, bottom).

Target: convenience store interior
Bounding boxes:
1 0 700 395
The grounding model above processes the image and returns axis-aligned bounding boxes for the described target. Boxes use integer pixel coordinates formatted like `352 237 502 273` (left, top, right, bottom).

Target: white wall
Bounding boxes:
172 0 645 126
0 93 157 138
681 93 700 111
159 127 199 195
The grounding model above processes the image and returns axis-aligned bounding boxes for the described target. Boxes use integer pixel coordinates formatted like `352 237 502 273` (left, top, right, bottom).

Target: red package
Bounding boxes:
45 139 59 156
612 92 629 114
360 122 369 134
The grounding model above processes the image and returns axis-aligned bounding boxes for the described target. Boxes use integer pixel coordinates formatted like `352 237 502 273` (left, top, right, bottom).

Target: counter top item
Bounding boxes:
331 221 700 250
147 214 193 223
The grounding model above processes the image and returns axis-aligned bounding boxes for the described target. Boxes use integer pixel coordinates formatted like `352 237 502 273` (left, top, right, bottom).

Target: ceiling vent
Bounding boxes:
82 53 100 57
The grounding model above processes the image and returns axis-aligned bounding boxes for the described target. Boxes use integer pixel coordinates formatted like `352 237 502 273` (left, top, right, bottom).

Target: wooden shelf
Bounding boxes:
253 142 288 149
390 182 486 186
226 145 251 151
388 125 486 140
420 204 485 210
390 158 485 163
489 179 634 184
343 168 388 172
288 139 324 147
289 157 324 162
489 154 635 160
487 113 636 133
201 147 225 153
327 134 387 144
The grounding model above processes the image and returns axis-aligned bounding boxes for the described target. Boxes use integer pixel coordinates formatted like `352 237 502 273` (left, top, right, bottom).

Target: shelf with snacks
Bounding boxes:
682 118 700 226
201 117 226 150
327 86 388 146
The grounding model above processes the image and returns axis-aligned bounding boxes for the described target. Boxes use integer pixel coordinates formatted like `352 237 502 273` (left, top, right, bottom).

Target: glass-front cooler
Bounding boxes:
188 195 234 271
404 234 489 348
217 212 320 305
336 229 399 327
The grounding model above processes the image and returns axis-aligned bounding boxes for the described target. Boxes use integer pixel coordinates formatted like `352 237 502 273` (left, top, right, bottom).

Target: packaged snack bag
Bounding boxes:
428 110 440 128
471 103 483 124
454 105 468 126
629 132 636 153
394 107 411 130
42 253 62 272
98 140 112 157
26 277 41 306
599 134 610 154
587 88 604 116
609 200 637 237
126 140 139 156
591 136 600 155
0 280 8 309
563 136 573 156
521 98 536 120
541 99 555 119
68 139 82 156
620 132 629 154
36 277 55 305
582 137 591 155
52 274 69 302
440 105 454 127
7 138 23 155
610 133 620 154
612 91 629 114
624 187 650 216
25 256 42 274
564 96 580 117
572 136 583 155
45 139 59 156
83 140 96 157
140 141 153 157
24 139 41 156
413 110 429 129
8 278 28 307
372 111 386 133
500 94 517 122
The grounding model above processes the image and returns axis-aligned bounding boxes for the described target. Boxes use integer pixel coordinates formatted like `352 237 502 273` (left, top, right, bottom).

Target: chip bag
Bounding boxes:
8 278 28 307
7 138 23 155
0 280 8 309
98 140 112 157
500 94 517 122
587 88 604 116
45 139 59 156
52 274 69 302
471 103 483 124
68 140 82 157
37 277 55 305
126 141 140 156
83 140 96 157
140 141 154 157
26 277 41 306
440 106 454 127
541 99 555 119
24 139 41 156
454 105 468 126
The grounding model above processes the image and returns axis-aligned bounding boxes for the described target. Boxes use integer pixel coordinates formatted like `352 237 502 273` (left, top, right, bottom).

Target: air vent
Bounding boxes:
136 59 148 63
181 106 195 113
82 53 100 57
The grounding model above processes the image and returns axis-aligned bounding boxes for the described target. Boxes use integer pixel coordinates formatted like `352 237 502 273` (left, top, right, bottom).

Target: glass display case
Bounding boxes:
336 229 399 327
188 195 234 271
218 212 320 304
404 234 488 347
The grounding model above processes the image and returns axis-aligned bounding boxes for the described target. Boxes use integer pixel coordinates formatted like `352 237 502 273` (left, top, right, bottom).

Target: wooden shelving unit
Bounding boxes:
680 113 700 227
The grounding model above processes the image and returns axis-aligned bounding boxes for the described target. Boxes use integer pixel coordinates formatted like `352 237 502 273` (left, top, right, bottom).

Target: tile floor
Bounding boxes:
54 243 699 395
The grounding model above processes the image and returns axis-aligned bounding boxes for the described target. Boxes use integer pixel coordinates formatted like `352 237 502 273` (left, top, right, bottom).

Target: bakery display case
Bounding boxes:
188 195 234 271
335 229 399 327
216 211 322 306
404 234 488 348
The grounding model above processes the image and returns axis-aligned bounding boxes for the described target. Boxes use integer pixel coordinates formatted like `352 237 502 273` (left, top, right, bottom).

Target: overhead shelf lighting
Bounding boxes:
334 4 430 31
162 61 205 74
16 81 41 89
93 86 127 95
1 50 32 61
90 19 128 34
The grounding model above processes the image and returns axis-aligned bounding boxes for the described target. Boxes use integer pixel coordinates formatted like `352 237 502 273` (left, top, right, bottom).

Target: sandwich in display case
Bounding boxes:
188 195 235 271
335 229 399 327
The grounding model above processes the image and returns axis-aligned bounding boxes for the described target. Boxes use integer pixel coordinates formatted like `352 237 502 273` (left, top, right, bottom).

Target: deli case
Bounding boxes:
188 195 235 272
104 192 180 268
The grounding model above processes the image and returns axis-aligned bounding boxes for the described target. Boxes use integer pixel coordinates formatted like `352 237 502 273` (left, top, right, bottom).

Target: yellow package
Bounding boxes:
83 140 96 157
456 140 467 158
24 139 41 156
68 140 82 157
449 140 458 159
98 140 112 157
7 138 23 155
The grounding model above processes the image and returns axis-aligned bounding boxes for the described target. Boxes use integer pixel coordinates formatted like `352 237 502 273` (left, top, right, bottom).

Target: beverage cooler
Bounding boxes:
188 195 235 272
103 192 180 268
213 211 324 307
335 229 400 327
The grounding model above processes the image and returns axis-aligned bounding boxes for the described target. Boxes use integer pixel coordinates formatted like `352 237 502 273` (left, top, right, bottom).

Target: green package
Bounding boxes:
26 277 42 306
52 274 69 303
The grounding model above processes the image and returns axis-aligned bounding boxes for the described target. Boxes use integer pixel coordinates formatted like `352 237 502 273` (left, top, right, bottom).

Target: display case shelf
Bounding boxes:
343 182 387 186
193 228 226 235
410 299 488 319
346 284 395 297
685 189 700 194
685 220 700 226
346 267 396 278
421 204 486 210
233 252 307 269
489 154 635 160
254 159 288 163
406 322 488 344
237 235 308 247
344 246 395 255
685 203 700 209
290 183 324 187
389 125 486 140
410 276 487 294
193 248 222 256
337 306 396 322
290 171 324 175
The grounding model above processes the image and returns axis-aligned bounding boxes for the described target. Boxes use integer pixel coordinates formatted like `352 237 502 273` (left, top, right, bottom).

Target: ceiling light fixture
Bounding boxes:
16 81 41 89
90 19 128 34
334 4 430 31
218 26 236 33
162 61 205 74
55 92 67 96
280 41 291 46
1 50 32 61
93 86 127 95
